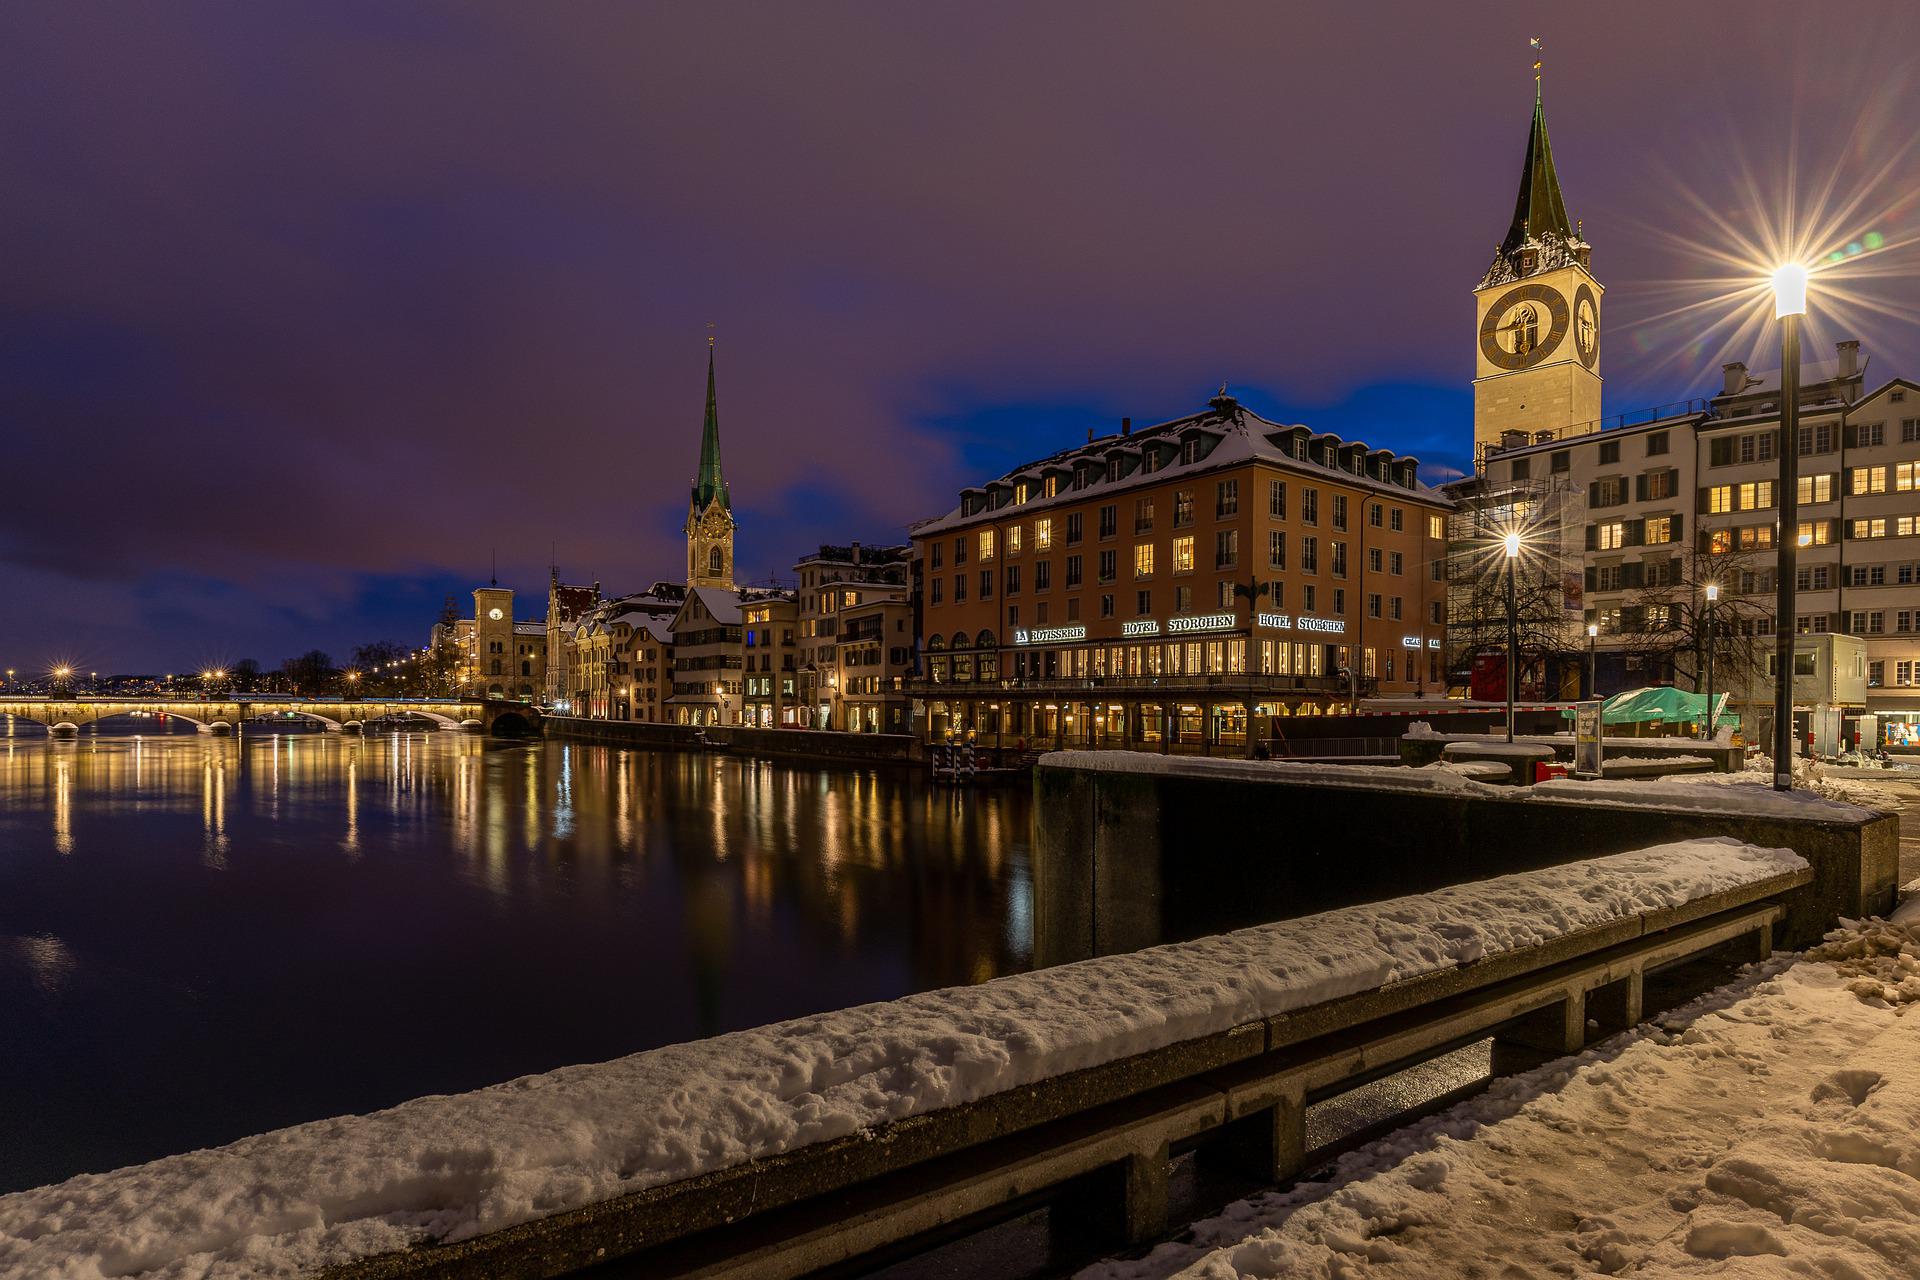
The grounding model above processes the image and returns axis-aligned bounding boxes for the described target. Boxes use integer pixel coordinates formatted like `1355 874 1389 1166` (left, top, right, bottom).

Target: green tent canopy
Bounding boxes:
1560 686 1738 730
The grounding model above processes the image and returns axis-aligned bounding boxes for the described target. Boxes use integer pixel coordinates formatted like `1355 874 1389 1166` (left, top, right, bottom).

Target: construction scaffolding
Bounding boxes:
1443 471 1587 699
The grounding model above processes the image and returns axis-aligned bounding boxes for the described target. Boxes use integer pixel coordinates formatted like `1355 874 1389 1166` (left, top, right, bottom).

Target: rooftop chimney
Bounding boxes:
1121 417 1131 436
1721 361 1749 397
850 541 862 564
1086 428 1094 443
1836 339 1860 379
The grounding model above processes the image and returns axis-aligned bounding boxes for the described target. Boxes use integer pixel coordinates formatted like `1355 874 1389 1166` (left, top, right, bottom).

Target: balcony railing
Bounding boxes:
903 673 1342 698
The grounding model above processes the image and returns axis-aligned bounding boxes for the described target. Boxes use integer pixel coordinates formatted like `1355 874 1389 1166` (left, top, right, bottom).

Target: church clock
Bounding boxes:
1573 282 1599 369
1478 282 1569 371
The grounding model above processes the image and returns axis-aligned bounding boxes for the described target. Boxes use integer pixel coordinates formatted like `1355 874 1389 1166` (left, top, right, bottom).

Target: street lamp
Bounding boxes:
1702 583 1720 742
1771 263 1807 790
1502 531 1520 743
1586 623 1598 700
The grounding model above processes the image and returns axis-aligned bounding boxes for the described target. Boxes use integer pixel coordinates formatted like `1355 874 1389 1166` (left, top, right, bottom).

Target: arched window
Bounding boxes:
951 631 971 650
708 547 723 575
927 634 946 652
521 660 531 676
974 629 997 649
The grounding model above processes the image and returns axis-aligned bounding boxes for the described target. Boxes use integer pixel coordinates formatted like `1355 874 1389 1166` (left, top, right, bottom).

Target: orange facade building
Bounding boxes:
909 392 1454 749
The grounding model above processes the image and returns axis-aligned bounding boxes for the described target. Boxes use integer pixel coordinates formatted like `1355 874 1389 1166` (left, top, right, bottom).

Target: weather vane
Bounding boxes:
1530 36 1542 97
707 320 716 348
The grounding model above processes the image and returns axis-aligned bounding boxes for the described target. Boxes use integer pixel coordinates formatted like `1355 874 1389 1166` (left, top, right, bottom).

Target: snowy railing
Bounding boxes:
3 842 1810 1280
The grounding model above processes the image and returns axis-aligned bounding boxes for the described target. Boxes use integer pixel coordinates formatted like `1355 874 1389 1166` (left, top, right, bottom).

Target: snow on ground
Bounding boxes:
1082 912 1920 1280
0 842 1804 1280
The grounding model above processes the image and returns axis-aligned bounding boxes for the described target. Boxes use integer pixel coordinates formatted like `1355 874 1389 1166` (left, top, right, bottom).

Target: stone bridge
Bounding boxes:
0 696 544 737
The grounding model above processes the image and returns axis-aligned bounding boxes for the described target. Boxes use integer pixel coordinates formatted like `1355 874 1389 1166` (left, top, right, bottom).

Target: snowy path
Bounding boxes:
1085 907 1920 1280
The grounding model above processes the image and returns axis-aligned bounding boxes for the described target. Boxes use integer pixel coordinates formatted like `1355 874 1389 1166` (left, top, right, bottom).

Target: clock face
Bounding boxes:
1573 283 1599 369
487 607 503 621
1480 283 1570 371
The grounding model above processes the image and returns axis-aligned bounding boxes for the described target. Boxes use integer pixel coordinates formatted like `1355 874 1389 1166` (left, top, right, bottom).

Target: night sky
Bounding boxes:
5 3 1918 673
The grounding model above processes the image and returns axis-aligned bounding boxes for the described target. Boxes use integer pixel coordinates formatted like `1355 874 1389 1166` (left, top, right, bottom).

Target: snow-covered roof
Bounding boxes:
632 615 675 646
683 586 744 625
913 397 1447 537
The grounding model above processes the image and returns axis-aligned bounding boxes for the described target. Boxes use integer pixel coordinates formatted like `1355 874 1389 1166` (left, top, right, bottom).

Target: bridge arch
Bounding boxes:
0 704 214 734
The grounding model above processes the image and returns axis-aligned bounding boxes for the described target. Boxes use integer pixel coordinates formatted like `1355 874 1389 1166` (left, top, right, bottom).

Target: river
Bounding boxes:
0 729 1033 1193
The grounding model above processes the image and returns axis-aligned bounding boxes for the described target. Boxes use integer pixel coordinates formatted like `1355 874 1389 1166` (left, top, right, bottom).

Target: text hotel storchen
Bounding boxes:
1016 613 1347 645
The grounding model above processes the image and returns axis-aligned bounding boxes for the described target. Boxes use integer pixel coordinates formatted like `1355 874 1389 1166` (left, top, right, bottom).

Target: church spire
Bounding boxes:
692 340 729 514
1477 82 1587 290
1499 91 1574 261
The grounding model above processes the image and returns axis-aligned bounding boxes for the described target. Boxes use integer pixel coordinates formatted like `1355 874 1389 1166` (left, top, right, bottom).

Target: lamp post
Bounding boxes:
1503 531 1520 743
1771 264 1806 790
1702 583 1720 741
1586 623 1598 700
1232 575 1270 758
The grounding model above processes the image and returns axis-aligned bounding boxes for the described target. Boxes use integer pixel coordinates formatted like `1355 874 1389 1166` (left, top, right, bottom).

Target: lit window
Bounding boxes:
978 529 995 561
1598 522 1626 550
1134 543 1155 578
1172 535 1195 572
1035 518 1053 549
1644 515 1672 544
1007 526 1022 554
1707 486 1732 514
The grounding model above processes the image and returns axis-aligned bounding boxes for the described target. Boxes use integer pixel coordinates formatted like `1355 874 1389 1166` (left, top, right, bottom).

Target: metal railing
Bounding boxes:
903 673 1342 698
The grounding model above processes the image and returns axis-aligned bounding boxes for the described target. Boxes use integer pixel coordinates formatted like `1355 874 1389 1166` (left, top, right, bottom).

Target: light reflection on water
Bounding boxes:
0 732 1033 1193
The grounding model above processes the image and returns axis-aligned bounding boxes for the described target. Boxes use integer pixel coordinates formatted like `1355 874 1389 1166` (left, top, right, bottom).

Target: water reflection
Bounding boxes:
0 732 1033 1192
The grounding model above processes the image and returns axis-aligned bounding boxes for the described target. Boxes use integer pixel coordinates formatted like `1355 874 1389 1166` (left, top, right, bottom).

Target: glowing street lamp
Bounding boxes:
1771 264 1807 790
1502 531 1521 743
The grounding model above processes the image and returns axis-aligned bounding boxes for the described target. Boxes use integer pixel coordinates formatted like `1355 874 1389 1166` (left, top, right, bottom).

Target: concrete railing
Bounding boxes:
1033 753 1896 965
315 849 1808 1279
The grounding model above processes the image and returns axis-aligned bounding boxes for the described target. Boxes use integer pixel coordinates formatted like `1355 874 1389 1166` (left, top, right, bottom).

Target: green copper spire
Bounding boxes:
1498 90 1574 260
692 342 729 513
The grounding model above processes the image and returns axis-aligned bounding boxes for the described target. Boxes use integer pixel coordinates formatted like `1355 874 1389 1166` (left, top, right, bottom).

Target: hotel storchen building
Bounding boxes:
909 390 1453 750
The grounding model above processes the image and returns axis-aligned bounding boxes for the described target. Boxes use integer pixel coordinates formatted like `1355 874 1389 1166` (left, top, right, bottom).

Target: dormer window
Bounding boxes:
1044 475 1058 498
1014 481 1030 504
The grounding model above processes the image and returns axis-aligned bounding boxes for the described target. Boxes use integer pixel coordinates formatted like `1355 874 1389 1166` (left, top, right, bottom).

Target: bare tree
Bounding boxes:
280 650 337 697
1447 559 1584 698
1615 544 1774 717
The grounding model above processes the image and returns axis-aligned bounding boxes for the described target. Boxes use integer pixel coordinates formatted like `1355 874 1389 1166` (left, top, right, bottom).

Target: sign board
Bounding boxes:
1573 700 1603 779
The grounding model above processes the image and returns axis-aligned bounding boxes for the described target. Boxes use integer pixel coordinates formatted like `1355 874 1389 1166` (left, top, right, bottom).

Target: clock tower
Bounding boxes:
685 341 737 590
1472 85 1602 469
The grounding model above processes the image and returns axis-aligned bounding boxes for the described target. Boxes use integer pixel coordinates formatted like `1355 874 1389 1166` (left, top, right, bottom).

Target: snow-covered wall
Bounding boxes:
1 841 1805 1280
1034 752 1890 963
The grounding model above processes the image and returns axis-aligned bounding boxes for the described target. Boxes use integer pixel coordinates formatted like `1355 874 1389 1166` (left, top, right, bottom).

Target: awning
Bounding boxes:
1560 686 1738 728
